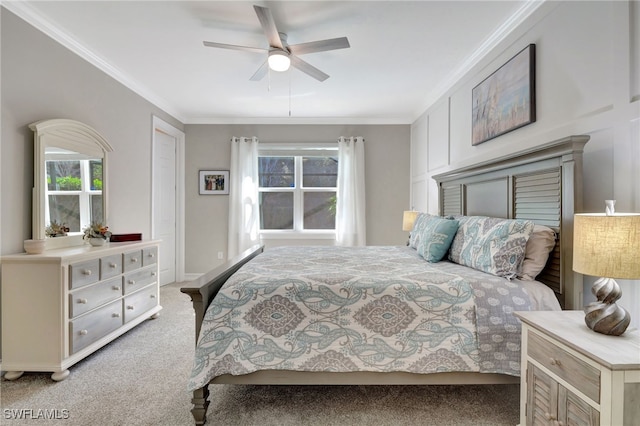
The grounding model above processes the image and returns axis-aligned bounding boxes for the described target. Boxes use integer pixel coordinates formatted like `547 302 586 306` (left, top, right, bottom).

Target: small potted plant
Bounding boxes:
83 221 112 246
45 220 70 237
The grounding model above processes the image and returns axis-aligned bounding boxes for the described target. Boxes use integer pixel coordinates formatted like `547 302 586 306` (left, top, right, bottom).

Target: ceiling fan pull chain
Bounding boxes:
289 70 292 117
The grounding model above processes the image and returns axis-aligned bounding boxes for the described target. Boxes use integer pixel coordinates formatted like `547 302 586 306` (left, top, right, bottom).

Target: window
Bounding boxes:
258 148 338 233
46 158 103 232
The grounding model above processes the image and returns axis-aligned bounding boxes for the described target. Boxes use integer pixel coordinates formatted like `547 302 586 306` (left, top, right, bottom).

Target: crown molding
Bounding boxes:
3 1 186 123
184 116 413 125
411 0 552 121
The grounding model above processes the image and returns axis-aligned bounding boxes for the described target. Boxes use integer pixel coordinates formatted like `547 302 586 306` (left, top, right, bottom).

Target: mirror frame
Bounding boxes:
30 119 113 248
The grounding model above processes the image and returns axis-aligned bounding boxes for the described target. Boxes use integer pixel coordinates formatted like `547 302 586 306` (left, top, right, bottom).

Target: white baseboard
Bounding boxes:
182 273 202 281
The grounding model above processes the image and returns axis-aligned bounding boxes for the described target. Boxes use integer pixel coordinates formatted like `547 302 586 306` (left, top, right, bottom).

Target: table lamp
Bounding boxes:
402 210 418 246
573 202 640 336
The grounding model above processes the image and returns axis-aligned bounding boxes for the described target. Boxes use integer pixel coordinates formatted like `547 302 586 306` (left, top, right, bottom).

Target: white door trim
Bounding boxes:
151 116 185 283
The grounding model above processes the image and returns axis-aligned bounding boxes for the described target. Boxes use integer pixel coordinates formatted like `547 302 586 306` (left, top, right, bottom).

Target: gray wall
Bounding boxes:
184 124 410 273
1 8 183 256
410 0 640 327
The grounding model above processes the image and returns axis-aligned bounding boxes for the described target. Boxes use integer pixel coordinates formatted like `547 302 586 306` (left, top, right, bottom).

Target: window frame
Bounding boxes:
45 157 103 233
258 143 338 239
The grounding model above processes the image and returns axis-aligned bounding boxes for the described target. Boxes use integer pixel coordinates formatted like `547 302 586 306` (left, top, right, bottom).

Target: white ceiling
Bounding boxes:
6 1 541 124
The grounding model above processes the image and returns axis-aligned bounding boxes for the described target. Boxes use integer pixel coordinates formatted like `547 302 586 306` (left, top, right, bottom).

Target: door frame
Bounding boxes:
151 115 185 283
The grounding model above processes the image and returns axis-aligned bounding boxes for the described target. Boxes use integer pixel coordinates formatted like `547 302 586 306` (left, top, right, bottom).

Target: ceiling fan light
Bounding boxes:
268 50 291 72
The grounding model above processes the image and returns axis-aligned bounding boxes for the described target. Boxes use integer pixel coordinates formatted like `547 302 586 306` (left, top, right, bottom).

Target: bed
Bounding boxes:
181 135 589 425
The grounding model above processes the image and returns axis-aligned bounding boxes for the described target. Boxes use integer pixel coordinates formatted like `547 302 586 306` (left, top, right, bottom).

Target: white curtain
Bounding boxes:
227 136 260 257
336 136 366 246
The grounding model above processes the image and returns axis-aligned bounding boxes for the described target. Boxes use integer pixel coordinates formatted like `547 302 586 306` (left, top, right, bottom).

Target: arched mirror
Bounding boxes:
30 119 113 249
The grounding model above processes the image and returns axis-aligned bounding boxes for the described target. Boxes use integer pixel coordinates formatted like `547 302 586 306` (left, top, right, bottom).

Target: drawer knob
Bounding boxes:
82 269 92 276
130 257 138 262
78 298 88 304
151 272 157 276
112 313 120 318
128 279 135 285
545 412 556 421
549 358 561 366
148 253 155 258
79 329 88 336
109 263 117 268
150 294 156 299
127 305 135 310
112 286 121 291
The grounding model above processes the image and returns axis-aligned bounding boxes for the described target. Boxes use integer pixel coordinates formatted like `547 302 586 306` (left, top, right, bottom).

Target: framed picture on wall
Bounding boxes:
199 170 229 195
472 44 536 145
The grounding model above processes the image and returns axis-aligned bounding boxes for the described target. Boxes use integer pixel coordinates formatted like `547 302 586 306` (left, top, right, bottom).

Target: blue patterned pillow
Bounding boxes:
448 216 534 278
416 216 460 262
408 213 430 249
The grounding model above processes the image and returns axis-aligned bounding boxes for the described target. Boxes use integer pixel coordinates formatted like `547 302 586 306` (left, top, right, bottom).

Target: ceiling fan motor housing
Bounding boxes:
203 5 349 82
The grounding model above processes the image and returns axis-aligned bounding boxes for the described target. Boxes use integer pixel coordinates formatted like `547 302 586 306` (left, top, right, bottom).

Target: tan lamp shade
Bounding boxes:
573 213 640 279
402 211 419 231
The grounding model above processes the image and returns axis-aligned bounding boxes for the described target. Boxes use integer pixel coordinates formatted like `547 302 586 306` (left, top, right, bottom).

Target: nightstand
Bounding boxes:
515 311 640 426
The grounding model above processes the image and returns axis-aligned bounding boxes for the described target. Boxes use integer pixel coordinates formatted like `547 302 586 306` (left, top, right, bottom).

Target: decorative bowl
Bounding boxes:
88 238 107 247
24 239 46 254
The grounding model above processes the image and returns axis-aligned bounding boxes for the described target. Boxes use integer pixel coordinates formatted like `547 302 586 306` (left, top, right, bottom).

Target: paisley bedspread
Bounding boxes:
188 246 532 391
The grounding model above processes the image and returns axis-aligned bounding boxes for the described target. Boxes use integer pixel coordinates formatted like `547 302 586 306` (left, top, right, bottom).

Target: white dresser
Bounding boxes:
1 240 162 381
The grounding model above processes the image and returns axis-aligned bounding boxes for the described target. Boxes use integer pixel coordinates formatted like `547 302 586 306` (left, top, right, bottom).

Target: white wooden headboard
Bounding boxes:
432 135 589 309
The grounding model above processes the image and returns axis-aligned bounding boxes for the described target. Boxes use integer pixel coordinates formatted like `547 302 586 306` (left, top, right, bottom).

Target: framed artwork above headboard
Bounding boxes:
432 135 589 309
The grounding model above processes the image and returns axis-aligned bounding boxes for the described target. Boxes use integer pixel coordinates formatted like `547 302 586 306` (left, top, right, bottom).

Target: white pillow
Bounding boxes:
517 224 556 281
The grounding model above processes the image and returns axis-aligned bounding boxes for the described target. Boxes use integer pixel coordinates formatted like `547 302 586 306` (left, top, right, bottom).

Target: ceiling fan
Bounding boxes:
203 5 350 82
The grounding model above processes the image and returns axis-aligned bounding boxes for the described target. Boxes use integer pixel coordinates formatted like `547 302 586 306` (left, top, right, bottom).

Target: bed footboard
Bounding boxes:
180 244 263 425
181 244 264 338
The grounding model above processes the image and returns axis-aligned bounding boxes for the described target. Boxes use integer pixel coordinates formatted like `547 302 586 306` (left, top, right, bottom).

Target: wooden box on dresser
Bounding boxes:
515 311 640 426
1 240 162 381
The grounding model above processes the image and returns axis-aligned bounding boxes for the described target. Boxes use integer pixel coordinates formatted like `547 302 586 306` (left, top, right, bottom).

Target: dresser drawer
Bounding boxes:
123 250 142 272
528 331 601 402
123 266 157 294
142 246 158 267
100 254 122 280
69 300 123 354
69 277 122 318
124 286 158 323
69 259 100 289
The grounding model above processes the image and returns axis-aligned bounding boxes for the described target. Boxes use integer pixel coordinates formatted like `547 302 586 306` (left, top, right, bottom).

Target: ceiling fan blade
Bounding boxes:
250 61 269 81
253 5 284 49
290 56 329 82
288 37 350 55
203 41 266 54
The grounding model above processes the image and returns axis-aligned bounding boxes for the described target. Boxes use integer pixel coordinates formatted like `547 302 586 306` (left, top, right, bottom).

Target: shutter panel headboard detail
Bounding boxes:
442 184 462 217
432 135 589 309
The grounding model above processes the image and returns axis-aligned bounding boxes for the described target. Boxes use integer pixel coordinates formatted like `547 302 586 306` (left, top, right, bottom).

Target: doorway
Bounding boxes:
152 116 185 285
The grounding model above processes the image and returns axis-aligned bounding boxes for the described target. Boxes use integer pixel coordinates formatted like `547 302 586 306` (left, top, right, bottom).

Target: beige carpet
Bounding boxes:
1 282 520 425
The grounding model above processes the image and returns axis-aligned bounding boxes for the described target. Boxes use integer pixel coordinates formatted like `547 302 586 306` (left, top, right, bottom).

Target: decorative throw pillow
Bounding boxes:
416 216 460 262
408 213 430 249
517 224 556 281
448 216 535 278
445 214 468 224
